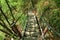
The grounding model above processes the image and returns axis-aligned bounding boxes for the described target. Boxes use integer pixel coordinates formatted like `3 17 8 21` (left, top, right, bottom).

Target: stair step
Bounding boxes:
26 24 38 28
25 27 39 31
29 18 35 20
27 23 38 27
28 20 36 23
24 32 40 37
28 17 35 19
23 12 40 39
23 37 38 40
26 29 39 32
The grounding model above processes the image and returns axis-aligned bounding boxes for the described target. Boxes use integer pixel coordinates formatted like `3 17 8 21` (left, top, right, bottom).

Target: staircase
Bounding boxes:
22 11 40 40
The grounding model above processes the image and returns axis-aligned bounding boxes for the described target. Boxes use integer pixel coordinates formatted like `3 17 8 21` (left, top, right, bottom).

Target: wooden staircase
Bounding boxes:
22 11 40 40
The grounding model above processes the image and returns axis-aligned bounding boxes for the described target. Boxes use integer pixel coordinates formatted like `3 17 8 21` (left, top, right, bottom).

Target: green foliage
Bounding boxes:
0 0 60 40
54 0 60 7
49 9 60 33
0 0 27 39
0 32 5 40
36 0 60 34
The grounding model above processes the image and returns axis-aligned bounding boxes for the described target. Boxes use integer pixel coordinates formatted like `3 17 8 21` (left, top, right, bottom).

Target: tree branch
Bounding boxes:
11 14 23 27
0 29 11 36
5 0 15 20
0 7 11 26
0 29 17 38
0 21 17 37
0 21 13 34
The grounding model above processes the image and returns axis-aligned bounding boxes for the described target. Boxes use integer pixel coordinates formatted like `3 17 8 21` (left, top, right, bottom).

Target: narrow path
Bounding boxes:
22 11 40 40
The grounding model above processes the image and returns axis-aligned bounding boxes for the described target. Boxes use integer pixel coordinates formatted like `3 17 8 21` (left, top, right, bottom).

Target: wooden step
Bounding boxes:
22 37 38 40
